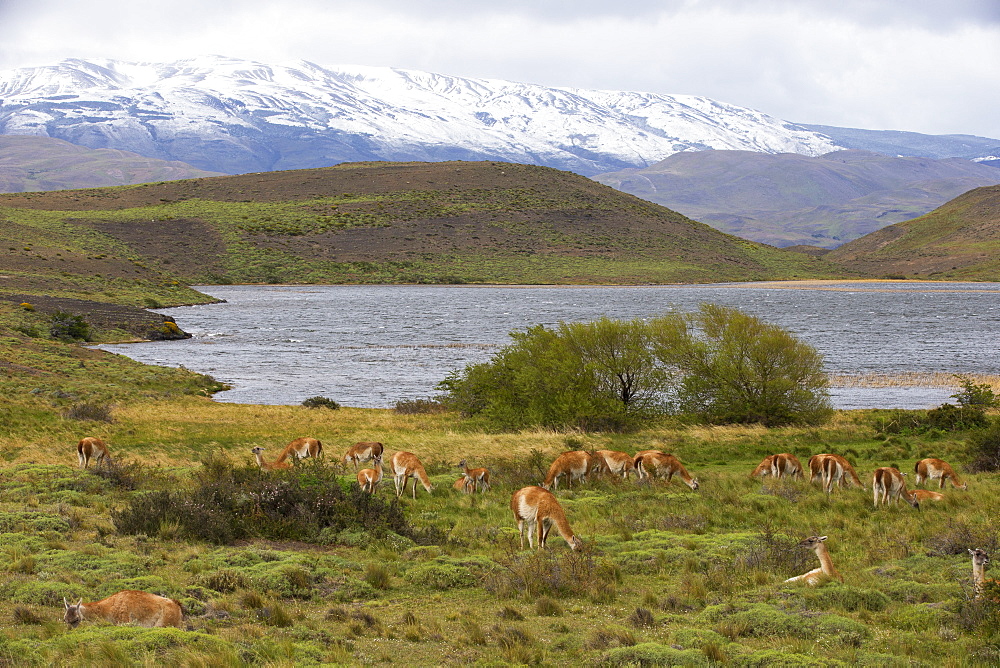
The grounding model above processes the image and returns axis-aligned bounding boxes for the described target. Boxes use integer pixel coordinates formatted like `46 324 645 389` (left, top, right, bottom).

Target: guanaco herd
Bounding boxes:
64 436 990 631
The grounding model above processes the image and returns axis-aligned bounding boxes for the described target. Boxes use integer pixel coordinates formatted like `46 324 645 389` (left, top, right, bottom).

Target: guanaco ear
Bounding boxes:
970 549 978 556
76 598 83 607
817 536 828 542
64 597 69 609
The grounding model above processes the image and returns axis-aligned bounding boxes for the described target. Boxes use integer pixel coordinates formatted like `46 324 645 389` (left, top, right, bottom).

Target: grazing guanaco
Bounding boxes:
390 451 433 499
274 437 323 464
751 453 803 480
453 475 475 494
632 449 665 479
510 486 583 551
457 459 491 493
343 441 384 470
251 446 291 470
77 437 110 469
809 454 864 494
540 451 598 490
64 590 183 628
970 548 995 599
910 489 945 503
784 535 843 586
914 458 968 490
872 467 920 510
357 454 383 493
595 450 635 479
636 452 699 490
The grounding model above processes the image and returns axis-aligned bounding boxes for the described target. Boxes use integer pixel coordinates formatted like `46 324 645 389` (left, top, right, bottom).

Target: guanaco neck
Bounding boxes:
815 543 842 581
973 560 986 593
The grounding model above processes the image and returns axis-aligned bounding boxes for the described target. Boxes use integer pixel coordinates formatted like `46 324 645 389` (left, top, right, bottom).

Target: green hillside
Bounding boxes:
827 185 1000 280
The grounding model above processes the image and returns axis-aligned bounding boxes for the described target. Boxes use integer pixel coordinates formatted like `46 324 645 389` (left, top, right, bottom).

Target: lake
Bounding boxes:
99 282 1000 409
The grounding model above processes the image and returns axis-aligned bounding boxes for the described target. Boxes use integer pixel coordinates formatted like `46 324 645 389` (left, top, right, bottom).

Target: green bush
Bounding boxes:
48 311 90 341
301 396 340 410
598 642 708 667
968 421 1000 472
403 562 475 590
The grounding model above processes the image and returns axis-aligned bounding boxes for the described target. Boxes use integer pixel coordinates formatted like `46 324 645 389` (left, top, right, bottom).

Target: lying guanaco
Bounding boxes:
910 489 945 503
541 451 599 490
357 454 383 493
510 486 583 551
343 441 384 470
64 590 183 628
251 446 291 470
635 452 699 490
453 475 475 493
390 451 433 499
275 437 323 463
784 535 843 586
77 436 110 469
914 458 968 490
751 453 803 480
457 459 491 493
970 548 997 599
595 450 635 479
872 467 920 510
809 453 864 494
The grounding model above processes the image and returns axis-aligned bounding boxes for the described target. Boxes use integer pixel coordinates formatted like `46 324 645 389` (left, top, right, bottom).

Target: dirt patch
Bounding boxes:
0 293 187 340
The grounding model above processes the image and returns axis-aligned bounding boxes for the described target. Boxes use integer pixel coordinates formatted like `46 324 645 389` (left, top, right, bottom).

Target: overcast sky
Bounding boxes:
1 0 998 139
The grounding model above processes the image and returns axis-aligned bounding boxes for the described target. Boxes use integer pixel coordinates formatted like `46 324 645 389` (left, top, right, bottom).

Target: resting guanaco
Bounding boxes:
453 475 475 494
910 489 945 503
635 452 699 490
540 451 598 490
751 453 803 480
343 441 384 470
595 450 636 479
872 467 920 510
357 454 383 493
510 486 583 551
457 459 491 493
970 548 996 599
274 437 323 463
390 451 433 499
64 590 183 628
784 535 843 586
77 437 110 469
251 446 291 470
914 458 968 490
809 453 864 494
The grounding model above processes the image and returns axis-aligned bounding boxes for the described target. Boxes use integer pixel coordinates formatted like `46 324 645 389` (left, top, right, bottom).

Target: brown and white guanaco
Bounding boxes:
914 458 968 490
784 535 843 586
751 453 803 480
357 454 383 493
872 467 920 510
595 450 636 479
77 437 110 469
453 475 475 494
64 590 183 628
635 452 699 490
457 459 491 493
251 446 291 470
510 486 583 551
343 441 384 470
632 449 665 479
390 451 433 499
274 437 323 463
809 453 864 494
540 451 599 490
970 548 997 599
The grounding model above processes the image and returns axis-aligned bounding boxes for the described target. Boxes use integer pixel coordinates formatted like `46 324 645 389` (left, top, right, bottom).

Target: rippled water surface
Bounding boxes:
100 282 1000 409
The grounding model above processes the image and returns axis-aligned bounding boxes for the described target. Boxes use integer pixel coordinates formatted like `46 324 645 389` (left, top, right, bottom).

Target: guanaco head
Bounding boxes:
63 597 84 628
689 478 700 491
970 548 990 568
798 535 828 553
569 535 584 551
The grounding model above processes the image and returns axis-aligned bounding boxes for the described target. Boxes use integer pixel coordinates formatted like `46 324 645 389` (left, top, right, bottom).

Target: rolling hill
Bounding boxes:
0 135 222 192
824 184 1000 280
593 150 1000 248
0 160 849 306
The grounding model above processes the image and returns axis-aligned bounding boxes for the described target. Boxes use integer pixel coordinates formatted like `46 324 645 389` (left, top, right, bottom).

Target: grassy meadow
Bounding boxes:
2 393 1000 666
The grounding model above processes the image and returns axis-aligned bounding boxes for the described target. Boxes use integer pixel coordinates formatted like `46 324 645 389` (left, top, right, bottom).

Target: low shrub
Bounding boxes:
968 421 1000 472
49 311 90 341
63 403 113 422
403 562 475 590
597 642 705 667
301 396 340 410
393 398 448 414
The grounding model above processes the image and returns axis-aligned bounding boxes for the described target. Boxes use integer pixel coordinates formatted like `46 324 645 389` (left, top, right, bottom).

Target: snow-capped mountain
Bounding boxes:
0 56 841 175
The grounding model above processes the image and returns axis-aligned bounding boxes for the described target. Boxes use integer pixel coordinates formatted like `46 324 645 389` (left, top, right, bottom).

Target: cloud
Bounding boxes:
0 0 998 139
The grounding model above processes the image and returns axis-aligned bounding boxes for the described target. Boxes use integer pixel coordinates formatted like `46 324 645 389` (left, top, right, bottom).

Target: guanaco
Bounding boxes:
784 535 843 586
457 459 491 493
970 548 996 599
541 451 599 490
64 590 183 628
77 436 110 469
632 449 665 479
914 458 968 490
453 475 475 493
910 489 945 503
872 467 920 510
510 486 583 551
343 441 384 470
595 450 636 479
274 437 323 463
636 452 699 490
357 454 383 493
251 446 291 470
751 453 803 480
390 451 433 499
809 453 864 494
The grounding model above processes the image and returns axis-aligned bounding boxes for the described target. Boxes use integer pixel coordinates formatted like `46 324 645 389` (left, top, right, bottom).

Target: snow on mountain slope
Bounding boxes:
0 56 840 175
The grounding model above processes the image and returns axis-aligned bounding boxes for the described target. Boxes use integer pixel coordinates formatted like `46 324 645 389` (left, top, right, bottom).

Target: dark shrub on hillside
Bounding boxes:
968 421 1000 472
63 403 113 422
870 405 988 435
111 456 413 545
49 311 90 341
301 396 340 410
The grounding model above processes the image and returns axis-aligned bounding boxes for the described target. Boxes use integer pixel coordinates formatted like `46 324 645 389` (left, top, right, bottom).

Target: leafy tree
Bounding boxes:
952 375 999 409
651 304 831 427
48 311 91 342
